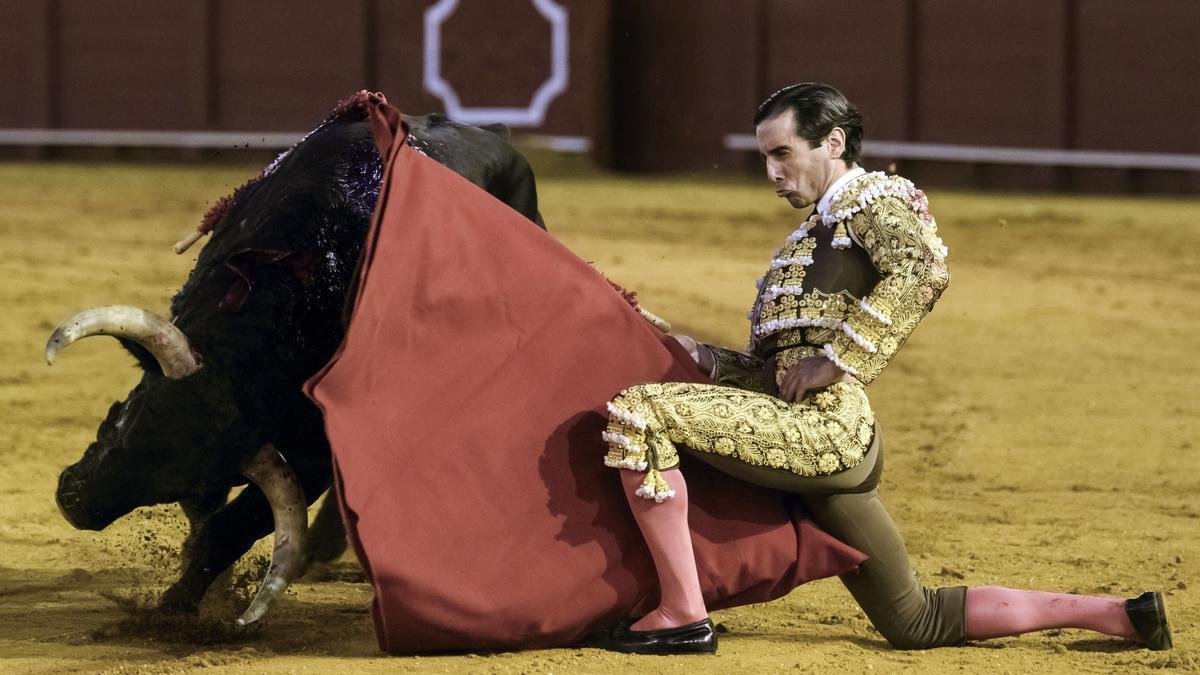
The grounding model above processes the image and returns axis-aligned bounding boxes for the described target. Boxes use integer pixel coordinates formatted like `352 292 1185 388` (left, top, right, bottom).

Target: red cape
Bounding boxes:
304 96 865 653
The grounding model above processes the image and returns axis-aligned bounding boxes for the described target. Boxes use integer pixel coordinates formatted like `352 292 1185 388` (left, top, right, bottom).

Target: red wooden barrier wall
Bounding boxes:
0 0 1196 191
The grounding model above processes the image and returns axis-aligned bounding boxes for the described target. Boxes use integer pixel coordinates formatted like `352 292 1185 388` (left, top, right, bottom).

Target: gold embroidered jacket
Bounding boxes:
711 172 950 388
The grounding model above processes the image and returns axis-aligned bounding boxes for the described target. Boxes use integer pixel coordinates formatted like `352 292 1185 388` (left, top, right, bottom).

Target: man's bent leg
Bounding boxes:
683 422 883 494
798 488 967 649
619 468 708 631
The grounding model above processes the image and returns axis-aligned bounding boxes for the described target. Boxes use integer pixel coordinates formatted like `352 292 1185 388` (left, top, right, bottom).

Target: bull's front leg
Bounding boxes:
159 485 271 613
180 486 231 532
159 469 329 614
303 489 348 565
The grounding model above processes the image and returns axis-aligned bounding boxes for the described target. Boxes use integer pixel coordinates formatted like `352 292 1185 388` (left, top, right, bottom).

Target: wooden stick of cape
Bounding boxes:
303 93 865 653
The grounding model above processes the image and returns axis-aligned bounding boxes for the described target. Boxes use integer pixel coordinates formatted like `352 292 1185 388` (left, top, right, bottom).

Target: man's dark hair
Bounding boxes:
754 82 863 166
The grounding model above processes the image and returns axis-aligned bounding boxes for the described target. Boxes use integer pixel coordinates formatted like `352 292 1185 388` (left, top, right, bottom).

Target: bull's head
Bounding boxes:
46 305 307 625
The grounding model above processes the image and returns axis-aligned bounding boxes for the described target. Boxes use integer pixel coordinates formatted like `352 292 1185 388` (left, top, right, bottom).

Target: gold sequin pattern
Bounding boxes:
756 235 818 325
824 175 950 384
760 288 855 329
603 381 875 492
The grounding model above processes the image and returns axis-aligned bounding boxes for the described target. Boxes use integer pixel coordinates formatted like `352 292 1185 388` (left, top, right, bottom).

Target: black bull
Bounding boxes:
46 98 546 622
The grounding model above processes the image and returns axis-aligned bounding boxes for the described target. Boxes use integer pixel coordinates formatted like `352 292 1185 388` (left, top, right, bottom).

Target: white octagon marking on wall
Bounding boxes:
423 0 569 127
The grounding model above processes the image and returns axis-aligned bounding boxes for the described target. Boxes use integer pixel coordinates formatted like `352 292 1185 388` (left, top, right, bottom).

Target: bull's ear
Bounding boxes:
117 338 162 374
480 123 511 140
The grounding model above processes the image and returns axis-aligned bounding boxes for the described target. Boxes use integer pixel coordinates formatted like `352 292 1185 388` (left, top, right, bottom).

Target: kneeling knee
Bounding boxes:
871 586 967 650
879 628 943 651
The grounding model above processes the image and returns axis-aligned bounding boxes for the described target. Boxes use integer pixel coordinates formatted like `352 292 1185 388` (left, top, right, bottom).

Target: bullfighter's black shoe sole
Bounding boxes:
1126 591 1172 650
590 617 717 655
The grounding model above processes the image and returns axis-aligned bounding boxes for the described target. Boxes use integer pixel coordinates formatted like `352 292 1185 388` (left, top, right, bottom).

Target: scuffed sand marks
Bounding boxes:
0 162 1197 673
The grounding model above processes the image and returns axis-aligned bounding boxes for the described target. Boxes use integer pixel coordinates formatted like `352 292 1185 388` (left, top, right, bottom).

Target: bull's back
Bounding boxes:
404 114 544 229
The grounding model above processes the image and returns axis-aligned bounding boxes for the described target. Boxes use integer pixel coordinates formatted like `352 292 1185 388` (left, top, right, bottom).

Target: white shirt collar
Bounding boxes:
816 166 866 216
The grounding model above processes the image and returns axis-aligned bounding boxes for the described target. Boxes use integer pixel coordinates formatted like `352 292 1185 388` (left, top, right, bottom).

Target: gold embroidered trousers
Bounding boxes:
603 381 875 501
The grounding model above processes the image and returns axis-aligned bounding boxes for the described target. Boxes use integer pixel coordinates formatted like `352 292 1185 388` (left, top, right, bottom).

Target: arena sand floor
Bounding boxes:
0 159 1197 673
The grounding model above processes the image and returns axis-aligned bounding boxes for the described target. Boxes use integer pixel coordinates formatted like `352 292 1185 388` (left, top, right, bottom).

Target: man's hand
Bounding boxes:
778 355 845 402
673 335 715 377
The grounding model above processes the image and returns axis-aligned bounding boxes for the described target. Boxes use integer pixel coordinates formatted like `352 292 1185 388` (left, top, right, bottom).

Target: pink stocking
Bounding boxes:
620 468 708 631
965 586 1136 640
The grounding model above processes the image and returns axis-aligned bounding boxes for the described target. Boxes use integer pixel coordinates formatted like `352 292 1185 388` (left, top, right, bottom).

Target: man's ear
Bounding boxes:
825 127 847 160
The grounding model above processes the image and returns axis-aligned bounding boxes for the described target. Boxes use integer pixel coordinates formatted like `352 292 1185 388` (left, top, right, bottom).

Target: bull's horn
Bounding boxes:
45 305 202 379
236 443 308 626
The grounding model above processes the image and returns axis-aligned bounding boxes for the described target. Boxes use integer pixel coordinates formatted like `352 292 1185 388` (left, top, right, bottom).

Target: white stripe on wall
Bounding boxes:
0 129 306 150
0 129 595 154
520 134 592 152
7 129 1192 169
723 133 1200 171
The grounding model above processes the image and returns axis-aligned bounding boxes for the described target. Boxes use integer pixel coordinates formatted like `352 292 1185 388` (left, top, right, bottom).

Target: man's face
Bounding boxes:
755 112 837 210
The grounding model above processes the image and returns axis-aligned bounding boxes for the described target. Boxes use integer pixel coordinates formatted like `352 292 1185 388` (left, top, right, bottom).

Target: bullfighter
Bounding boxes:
596 82 1173 655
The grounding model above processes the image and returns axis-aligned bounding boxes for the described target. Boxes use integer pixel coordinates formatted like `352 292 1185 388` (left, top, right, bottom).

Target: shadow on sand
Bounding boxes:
0 563 380 658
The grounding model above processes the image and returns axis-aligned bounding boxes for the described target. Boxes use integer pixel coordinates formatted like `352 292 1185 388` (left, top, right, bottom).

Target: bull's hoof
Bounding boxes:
300 559 366 583
158 586 202 615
